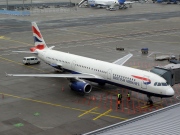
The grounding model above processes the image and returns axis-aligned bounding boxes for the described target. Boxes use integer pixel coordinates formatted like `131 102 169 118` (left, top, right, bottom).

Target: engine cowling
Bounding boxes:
69 81 92 94
118 0 125 4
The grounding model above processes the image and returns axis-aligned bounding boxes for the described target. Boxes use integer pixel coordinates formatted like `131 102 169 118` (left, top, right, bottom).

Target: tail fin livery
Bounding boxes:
31 22 48 52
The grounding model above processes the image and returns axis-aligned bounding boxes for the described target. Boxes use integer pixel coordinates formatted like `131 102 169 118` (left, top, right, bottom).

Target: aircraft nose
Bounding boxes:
166 88 174 96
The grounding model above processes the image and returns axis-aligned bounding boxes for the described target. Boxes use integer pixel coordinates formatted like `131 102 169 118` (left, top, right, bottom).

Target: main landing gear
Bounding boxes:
147 95 153 105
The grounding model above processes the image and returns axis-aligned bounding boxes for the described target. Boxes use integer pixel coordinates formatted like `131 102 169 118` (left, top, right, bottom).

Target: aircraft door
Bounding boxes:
71 60 76 71
107 69 112 80
141 75 150 89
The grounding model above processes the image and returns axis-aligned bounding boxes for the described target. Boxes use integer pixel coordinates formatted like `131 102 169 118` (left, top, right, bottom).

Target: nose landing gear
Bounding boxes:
147 95 153 105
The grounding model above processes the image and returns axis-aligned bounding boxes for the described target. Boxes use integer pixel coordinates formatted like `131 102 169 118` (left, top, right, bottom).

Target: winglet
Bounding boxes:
5 72 8 77
5 72 12 77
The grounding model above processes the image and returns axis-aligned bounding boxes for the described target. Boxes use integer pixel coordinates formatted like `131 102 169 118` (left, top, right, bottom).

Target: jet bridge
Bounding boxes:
150 64 180 86
78 0 88 7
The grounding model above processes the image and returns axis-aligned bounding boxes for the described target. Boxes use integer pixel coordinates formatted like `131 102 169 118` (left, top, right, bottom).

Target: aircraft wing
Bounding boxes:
112 53 133 65
6 73 102 79
12 51 38 54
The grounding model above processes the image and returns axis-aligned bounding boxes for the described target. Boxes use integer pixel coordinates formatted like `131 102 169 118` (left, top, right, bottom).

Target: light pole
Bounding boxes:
6 0 8 10
22 0 24 10
31 0 32 8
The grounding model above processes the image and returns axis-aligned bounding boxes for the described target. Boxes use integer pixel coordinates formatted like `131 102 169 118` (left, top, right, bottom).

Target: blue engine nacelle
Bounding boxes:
70 81 92 94
118 0 126 4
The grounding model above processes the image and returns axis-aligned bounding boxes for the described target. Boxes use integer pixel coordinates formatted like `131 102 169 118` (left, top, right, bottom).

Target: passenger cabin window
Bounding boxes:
162 83 167 86
157 83 161 86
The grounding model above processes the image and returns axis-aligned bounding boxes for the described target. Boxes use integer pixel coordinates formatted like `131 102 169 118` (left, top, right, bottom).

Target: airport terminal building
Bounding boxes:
84 102 180 135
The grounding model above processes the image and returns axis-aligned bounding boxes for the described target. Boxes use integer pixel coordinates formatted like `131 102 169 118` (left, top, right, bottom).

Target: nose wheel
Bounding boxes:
147 95 153 105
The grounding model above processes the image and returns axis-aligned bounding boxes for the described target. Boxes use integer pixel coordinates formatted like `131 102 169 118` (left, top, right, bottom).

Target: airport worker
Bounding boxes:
117 99 121 109
127 92 130 101
117 93 122 101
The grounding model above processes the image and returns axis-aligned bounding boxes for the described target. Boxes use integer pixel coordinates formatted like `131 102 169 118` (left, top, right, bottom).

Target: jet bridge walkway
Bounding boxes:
150 64 180 86
78 0 88 7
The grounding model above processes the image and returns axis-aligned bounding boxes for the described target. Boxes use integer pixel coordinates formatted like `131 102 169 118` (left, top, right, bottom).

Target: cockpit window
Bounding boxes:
162 83 167 86
157 83 161 86
154 82 157 86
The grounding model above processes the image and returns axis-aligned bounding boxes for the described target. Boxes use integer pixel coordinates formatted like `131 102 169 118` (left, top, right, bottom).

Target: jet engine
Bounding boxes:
118 0 125 4
69 79 92 94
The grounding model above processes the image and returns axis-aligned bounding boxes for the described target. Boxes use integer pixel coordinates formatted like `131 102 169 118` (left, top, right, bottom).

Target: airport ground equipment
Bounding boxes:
169 59 180 64
150 64 180 86
116 47 124 51
141 48 148 54
155 54 176 61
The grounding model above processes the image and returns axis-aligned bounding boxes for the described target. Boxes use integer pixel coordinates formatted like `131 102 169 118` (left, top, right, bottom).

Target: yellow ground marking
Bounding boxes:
1 38 32 46
78 107 98 117
0 36 10 40
0 56 45 72
0 45 33 50
137 99 148 104
140 101 163 109
0 92 127 120
0 36 5 39
93 109 112 120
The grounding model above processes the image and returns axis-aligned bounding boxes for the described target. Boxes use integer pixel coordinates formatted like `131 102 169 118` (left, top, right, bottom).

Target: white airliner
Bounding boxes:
87 0 133 10
7 22 174 104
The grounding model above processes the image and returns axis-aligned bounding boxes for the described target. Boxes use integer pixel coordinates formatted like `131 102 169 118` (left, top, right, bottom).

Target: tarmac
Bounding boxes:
0 2 180 135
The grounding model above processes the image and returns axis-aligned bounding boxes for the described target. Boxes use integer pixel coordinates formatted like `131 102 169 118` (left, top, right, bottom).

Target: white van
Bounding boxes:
23 56 40 65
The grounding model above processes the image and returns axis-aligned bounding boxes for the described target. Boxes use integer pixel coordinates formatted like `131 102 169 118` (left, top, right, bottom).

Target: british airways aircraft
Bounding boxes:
87 0 133 10
7 22 174 105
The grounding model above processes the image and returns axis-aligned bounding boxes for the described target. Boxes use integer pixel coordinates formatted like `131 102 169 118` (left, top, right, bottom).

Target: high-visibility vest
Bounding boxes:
118 94 121 98
127 94 130 97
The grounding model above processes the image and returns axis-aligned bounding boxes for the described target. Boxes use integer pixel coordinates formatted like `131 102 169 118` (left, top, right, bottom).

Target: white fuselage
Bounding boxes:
37 49 174 97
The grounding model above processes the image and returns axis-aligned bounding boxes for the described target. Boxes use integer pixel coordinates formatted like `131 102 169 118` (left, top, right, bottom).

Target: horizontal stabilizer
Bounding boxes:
12 51 38 54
